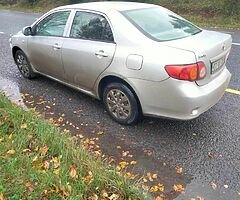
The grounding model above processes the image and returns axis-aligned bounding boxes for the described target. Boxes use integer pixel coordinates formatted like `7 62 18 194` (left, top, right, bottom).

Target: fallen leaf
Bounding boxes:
116 146 121 149
158 183 165 192
69 164 77 178
89 194 98 200
101 190 108 198
20 123 28 129
122 151 129 157
0 137 4 142
156 196 164 200
41 146 49 157
119 161 128 169
25 181 34 192
43 160 50 170
176 167 183 174
97 131 104 135
152 173 158 179
22 148 31 153
173 184 184 192
210 182 217 190
0 194 4 200
130 160 137 165
109 194 119 200
150 185 159 193
208 152 214 159
7 149 15 155
84 171 93 184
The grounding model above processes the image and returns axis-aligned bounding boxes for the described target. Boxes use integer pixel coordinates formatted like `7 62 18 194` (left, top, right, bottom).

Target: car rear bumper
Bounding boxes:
128 67 231 120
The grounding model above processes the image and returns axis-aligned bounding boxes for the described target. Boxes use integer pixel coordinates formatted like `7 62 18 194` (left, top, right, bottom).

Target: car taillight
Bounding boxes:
165 62 206 81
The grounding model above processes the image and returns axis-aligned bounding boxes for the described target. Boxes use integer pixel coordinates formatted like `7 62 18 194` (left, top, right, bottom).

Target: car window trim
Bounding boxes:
66 9 116 44
31 9 73 38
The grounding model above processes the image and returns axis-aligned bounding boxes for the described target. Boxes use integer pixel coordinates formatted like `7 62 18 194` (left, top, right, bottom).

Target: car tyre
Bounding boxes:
103 82 140 125
15 50 37 79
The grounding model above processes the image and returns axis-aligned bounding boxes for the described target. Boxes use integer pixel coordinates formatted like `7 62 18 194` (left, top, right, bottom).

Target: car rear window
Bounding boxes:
122 7 201 41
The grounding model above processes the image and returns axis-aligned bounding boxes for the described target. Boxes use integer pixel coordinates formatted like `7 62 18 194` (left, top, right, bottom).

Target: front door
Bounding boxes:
62 11 116 90
27 10 71 79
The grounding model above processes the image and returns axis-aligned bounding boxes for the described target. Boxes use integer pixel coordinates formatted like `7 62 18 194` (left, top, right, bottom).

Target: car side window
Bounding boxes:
70 11 114 42
34 11 70 37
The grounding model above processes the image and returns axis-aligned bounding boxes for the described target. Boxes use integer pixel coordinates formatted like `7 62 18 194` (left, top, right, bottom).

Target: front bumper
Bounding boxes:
128 67 231 120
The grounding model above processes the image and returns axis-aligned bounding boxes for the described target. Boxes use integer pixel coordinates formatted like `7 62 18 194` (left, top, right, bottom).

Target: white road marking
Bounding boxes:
233 43 240 46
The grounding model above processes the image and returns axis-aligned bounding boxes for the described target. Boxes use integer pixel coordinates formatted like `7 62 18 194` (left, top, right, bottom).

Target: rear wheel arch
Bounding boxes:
98 75 142 112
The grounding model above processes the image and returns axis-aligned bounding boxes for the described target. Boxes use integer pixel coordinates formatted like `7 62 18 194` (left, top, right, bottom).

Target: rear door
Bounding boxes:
61 10 116 90
27 10 71 79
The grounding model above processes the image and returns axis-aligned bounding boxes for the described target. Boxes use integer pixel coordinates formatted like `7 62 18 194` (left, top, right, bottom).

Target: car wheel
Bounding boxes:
103 82 140 125
15 50 36 79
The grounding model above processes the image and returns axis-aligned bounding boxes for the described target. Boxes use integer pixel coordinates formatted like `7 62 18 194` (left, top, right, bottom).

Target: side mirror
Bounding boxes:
22 26 33 36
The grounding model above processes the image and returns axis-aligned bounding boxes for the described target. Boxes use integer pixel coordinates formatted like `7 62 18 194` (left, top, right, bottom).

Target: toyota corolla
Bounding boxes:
10 2 232 125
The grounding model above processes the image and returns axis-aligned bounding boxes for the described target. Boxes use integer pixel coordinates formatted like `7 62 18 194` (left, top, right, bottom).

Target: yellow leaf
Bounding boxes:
116 146 121 149
0 193 5 200
22 148 31 153
58 117 64 122
97 131 104 135
158 183 165 192
54 168 60 175
173 184 184 192
119 161 128 169
122 151 129 157
0 137 4 142
8 134 13 140
150 185 159 193
20 123 28 129
84 171 94 184
7 149 15 155
69 164 77 178
176 167 183 174
130 160 137 165
156 196 164 200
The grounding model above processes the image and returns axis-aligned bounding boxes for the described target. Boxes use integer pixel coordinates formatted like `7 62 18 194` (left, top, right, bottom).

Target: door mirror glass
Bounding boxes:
22 26 33 36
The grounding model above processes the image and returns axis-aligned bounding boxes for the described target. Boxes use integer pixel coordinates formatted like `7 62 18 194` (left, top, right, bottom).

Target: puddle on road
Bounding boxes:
0 78 27 110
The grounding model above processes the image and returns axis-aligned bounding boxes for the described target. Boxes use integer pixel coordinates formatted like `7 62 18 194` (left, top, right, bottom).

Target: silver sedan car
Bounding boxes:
10 2 232 125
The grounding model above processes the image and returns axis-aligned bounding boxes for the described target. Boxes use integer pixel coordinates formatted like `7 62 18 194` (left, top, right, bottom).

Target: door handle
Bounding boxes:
95 50 108 58
53 43 61 50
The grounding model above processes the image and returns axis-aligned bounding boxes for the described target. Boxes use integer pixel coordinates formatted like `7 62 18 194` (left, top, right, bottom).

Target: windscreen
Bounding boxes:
122 7 201 41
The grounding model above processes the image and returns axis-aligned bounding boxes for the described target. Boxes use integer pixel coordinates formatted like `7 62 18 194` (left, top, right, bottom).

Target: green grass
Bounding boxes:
0 1 239 30
0 94 148 199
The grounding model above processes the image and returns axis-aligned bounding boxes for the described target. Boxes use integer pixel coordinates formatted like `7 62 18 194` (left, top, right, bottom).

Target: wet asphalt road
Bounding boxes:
0 10 240 200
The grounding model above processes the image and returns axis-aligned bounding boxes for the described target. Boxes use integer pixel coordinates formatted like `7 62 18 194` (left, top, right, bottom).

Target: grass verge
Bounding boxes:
0 2 240 30
0 94 147 199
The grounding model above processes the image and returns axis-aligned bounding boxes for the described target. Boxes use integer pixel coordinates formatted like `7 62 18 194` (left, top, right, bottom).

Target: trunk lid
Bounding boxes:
163 30 232 86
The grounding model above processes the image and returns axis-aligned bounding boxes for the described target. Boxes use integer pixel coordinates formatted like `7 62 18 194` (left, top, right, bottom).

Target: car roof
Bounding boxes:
54 1 157 12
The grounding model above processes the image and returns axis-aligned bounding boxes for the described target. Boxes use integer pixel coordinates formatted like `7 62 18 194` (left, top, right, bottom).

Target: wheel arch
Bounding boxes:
12 46 23 61
97 75 142 113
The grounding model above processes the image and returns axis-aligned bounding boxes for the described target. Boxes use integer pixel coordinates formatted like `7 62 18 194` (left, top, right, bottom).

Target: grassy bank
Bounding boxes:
0 0 240 29
0 94 147 199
